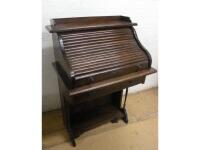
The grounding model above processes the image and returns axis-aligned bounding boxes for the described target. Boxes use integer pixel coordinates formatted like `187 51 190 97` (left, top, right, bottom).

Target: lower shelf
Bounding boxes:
71 105 124 137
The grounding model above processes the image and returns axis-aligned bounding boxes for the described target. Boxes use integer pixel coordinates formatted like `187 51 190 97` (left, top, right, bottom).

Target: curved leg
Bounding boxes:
121 88 129 123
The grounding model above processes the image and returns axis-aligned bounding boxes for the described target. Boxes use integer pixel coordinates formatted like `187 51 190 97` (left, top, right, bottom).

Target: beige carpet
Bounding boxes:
43 87 158 150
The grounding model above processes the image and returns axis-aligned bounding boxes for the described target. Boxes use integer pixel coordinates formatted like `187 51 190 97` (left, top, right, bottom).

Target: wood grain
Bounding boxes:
46 16 157 146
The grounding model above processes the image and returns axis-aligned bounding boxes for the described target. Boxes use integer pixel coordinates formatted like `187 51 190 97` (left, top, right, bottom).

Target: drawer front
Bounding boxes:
70 76 146 105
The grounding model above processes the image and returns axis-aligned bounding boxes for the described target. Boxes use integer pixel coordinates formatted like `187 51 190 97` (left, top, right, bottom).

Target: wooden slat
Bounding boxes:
61 30 131 41
70 52 144 67
64 42 140 57
63 35 133 46
63 37 133 49
67 48 142 62
60 27 148 79
73 57 145 75
61 28 130 38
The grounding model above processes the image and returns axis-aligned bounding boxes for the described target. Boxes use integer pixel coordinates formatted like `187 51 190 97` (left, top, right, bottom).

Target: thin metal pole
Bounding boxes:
123 88 129 109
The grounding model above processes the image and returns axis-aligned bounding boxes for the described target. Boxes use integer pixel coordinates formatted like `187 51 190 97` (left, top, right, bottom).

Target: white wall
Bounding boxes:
42 0 158 112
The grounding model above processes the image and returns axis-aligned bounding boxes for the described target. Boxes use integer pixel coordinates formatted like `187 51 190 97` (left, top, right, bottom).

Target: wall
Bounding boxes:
42 0 158 112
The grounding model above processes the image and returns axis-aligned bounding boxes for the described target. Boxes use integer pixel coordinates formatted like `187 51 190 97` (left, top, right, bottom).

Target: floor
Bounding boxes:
42 87 158 150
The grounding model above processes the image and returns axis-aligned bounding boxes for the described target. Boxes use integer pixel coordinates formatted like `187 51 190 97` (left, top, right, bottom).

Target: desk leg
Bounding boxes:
65 101 76 147
122 108 128 123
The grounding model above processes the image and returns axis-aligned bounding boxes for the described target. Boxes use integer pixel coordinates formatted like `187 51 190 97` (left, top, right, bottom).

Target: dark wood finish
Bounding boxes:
46 16 137 33
46 16 156 146
69 68 156 96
